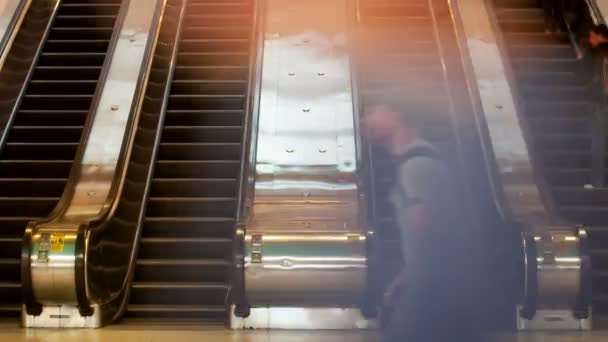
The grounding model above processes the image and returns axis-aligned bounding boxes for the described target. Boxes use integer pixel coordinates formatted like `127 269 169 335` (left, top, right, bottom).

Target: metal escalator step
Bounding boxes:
129 284 228 305
155 160 239 178
168 95 245 110
162 126 242 143
534 133 590 151
0 160 73 178
530 117 590 134
173 66 248 80
9 126 84 142
495 8 543 21
0 198 59 217
0 238 22 259
0 179 67 197
509 45 576 59
157 143 241 160
541 150 592 168
545 168 592 187
32 66 102 80
151 179 237 198
146 198 236 218
125 304 226 320
38 52 106 66
559 207 608 225
525 101 593 119
188 3 251 14
134 260 230 284
176 52 249 66
518 71 587 86
138 238 232 260
27 80 97 94
184 15 252 27
513 58 585 73
504 32 570 45
2 142 79 159
171 80 247 95
0 218 40 238
181 27 253 40
143 217 235 239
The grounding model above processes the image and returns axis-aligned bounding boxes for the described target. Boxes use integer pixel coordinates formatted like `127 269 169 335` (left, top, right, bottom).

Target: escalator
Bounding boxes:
492 0 607 319
120 0 254 322
355 0 501 314
0 0 121 317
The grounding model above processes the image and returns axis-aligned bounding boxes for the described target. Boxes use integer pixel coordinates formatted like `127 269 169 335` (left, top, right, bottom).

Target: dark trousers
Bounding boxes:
382 281 480 342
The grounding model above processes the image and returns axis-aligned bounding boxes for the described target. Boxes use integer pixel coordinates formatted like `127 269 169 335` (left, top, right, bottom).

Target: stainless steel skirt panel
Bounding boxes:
244 0 367 306
245 233 366 305
535 230 584 309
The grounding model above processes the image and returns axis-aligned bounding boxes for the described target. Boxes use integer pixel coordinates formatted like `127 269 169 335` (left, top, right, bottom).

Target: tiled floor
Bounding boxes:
1 321 607 342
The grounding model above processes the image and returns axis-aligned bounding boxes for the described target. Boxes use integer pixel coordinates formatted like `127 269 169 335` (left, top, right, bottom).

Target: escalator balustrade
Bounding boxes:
0 0 121 317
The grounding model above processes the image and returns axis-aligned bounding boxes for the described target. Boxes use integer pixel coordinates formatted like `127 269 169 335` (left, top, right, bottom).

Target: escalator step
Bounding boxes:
129 0 253 320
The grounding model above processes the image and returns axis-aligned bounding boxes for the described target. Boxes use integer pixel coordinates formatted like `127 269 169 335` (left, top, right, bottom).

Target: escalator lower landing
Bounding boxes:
125 0 253 322
0 0 121 317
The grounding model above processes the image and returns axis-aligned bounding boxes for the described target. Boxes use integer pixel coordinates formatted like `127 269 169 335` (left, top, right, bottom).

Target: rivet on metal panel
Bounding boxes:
319 148 327 153
288 72 296 76
303 39 311 43
317 72 325 76
303 108 311 113
87 191 96 196
303 192 311 197
111 105 119 111
286 149 294 153
344 160 352 167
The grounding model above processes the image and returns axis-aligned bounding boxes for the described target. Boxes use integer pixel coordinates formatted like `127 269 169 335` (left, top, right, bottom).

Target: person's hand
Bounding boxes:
383 274 405 305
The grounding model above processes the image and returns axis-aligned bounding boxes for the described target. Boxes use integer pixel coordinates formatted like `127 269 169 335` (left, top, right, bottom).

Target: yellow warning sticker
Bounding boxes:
50 234 65 253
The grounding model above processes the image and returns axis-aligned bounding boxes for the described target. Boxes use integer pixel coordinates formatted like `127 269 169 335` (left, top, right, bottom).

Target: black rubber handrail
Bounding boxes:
80 0 187 323
0 0 61 154
519 232 538 320
230 0 264 317
0 0 29 60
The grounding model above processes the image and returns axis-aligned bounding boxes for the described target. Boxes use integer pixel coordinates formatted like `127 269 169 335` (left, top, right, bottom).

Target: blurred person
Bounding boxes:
362 102 479 342
588 25 608 99
589 24 608 49
542 0 563 33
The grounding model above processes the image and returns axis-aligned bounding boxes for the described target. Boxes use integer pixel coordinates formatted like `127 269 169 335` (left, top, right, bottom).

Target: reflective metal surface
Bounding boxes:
22 304 101 329
536 232 583 308
452 0 568 229
230 305 374 330
517 229 591 330
595 0 608 23
26 0 161 321
245 0 366 306
0 0 28 68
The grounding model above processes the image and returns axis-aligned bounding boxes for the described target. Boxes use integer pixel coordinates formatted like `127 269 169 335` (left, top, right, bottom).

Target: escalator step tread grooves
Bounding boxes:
126 0 253 322
0 1 121 316
493 0 608 315
356 0 458 294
